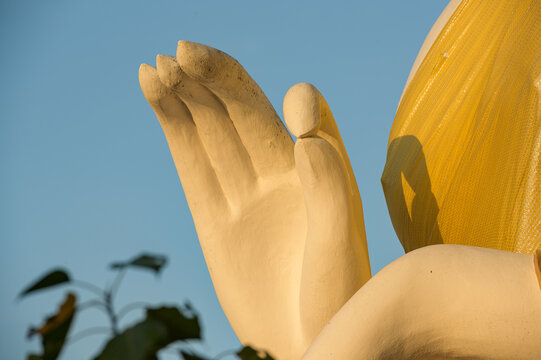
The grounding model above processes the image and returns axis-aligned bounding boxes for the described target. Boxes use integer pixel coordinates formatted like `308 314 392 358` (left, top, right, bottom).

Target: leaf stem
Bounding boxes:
104 290 119 335
67 326 110 345
71 279 105 297
77 299 109 316
109 268 126 298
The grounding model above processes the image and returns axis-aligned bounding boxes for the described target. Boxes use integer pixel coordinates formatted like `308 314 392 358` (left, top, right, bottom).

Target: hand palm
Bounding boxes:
140 41 370 360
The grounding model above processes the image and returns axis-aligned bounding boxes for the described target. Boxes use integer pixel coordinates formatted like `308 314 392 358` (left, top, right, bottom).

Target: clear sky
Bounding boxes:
1 0 449 359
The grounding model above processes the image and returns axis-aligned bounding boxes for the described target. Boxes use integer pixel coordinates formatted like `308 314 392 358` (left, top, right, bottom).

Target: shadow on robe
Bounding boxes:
381 135 443 253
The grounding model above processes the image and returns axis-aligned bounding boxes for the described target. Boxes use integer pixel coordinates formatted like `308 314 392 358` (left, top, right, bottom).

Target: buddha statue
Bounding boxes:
139 0 541 358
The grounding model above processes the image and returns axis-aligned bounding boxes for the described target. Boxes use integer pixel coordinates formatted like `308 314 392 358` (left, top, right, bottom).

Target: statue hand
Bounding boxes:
139 41 370 359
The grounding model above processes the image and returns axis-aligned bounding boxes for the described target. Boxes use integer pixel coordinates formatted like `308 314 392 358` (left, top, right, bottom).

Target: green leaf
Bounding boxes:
26 355 43 360
27 293 77 360
146 306 200 339
179 350 209 360
94 305 200 360
237 345 275 360
19 269 70 298
110 254 167 274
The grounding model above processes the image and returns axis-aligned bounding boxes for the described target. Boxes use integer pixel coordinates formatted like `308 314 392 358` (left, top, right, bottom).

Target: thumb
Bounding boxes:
283 83 371 343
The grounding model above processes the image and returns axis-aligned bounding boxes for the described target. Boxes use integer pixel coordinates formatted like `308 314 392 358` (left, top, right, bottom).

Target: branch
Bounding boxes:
71 279 105 297
67 326 110 345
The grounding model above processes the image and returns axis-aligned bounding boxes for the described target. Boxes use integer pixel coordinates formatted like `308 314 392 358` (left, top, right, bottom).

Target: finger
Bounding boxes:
284 83 371 341
284 83 365 210
283 82 321 138
176 41 295 176
284 83 368 252
139 63 229 230
295 137 370 341
284 83 357 187
156 55 257 208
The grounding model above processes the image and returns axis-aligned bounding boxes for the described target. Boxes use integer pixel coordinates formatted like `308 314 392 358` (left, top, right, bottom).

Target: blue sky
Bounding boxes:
1 0 449 358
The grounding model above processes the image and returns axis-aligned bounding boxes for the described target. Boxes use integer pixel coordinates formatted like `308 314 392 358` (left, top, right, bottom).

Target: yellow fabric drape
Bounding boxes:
382 0 540 253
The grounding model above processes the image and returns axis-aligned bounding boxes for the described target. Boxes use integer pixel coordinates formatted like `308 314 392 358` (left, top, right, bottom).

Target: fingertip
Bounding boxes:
139 63 169 105
139 63 156 80
177 40 218 81
284 83 321 138
156 54 183 88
